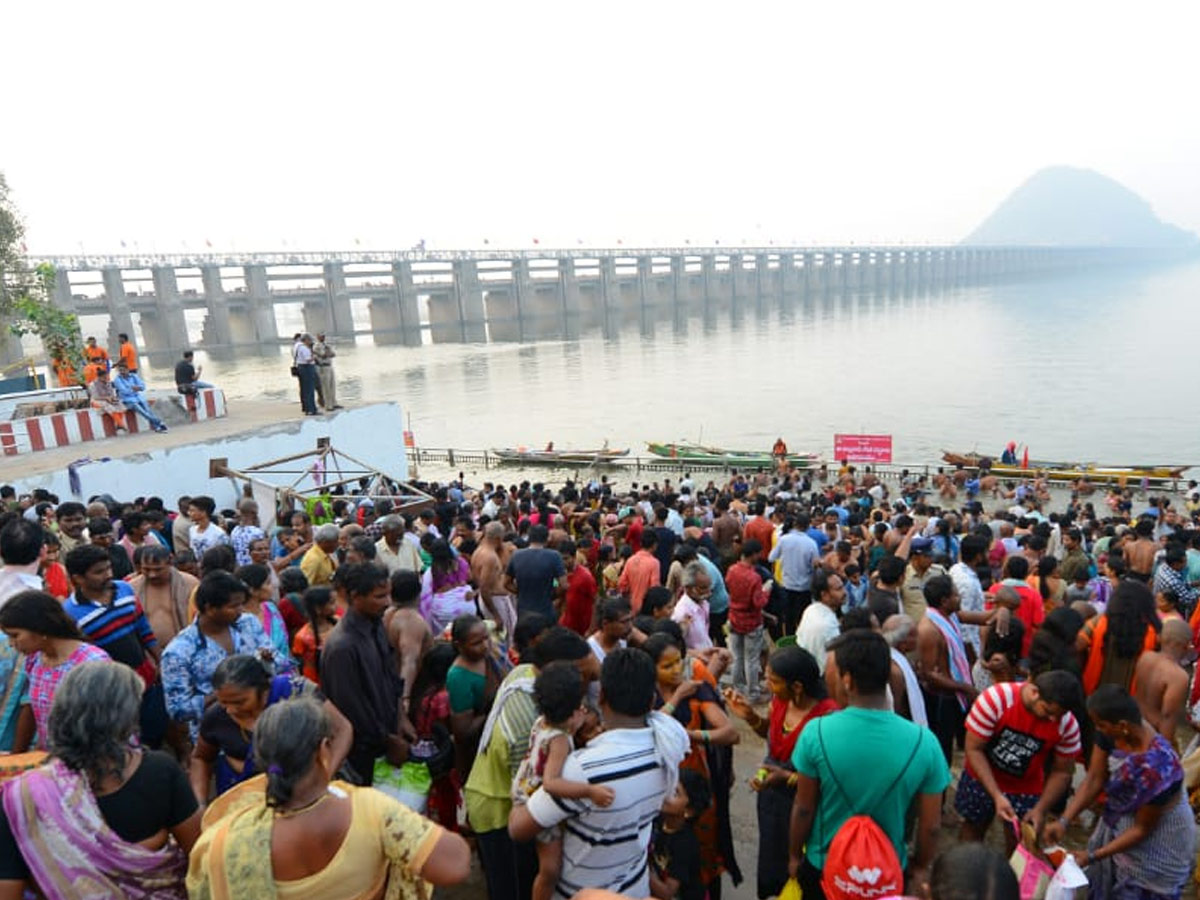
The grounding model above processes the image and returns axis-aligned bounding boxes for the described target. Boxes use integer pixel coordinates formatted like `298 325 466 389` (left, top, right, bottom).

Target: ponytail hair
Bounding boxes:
253 698 332 808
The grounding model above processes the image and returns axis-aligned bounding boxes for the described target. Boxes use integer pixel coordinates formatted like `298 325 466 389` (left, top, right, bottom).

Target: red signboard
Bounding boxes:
833 434 893 463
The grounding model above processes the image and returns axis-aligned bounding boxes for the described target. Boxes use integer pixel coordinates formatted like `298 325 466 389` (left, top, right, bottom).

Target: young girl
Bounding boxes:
650 768 710 900
0 591 110 749
235 564 291 665
39 533 70 600
291 586 339 685
512 661 615 900
409 642 459 830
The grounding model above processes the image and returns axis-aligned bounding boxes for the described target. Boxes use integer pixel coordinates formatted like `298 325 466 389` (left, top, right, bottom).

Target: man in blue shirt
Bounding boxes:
113 361 168 432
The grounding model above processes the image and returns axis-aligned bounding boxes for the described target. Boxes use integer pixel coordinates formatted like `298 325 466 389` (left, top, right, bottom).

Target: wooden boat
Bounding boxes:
647 441 821 467
491 447 630 465
941 451 1188 484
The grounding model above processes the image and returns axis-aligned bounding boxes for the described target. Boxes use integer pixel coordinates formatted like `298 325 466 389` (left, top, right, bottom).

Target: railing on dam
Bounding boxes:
17 244 1186 363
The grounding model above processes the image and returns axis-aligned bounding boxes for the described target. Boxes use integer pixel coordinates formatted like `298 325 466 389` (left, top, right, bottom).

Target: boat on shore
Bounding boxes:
491 447 630 465
647 441 821 468
940 451 1189 484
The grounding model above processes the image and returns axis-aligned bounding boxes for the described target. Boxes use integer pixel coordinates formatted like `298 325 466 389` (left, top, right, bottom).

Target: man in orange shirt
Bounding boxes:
83 335 110 367
744 499 775 564
617 529 660 614
118 333 139 373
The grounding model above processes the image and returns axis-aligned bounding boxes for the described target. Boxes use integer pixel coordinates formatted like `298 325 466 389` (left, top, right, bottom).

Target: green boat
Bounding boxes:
646 441 822 468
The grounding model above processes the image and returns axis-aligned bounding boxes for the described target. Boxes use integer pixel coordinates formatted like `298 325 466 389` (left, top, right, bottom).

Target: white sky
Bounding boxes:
6 0 1199 254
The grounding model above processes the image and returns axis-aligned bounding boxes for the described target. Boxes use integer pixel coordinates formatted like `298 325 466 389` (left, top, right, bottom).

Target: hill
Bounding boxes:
962 166 1198 247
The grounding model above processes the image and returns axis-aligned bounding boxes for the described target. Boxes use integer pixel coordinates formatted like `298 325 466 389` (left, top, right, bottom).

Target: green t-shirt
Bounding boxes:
791 706 950 870
446 664 486 714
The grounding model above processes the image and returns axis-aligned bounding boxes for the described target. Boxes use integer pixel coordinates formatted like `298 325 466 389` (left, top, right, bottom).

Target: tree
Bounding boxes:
0 172 84 385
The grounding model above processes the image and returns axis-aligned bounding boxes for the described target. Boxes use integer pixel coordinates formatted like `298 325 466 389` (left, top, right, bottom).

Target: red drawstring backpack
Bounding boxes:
818 721 923 900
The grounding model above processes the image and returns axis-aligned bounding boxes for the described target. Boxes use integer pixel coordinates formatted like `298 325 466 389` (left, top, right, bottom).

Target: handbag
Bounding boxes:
290 365 299 377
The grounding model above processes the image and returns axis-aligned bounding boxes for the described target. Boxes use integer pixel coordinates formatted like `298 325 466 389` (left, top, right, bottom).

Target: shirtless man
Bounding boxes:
384 569 432 720
1125 518 1158 582
1133 618 1191 745
470 521 516 639
819 541 855 577
128 544 198 648
916 574 992 764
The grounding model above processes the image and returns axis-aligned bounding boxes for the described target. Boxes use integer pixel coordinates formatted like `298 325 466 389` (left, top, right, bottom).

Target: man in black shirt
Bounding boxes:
504 524 566 620
173 350 213 394
320 562 414 784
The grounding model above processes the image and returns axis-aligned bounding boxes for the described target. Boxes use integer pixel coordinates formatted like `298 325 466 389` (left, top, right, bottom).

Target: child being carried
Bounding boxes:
513 661 614 900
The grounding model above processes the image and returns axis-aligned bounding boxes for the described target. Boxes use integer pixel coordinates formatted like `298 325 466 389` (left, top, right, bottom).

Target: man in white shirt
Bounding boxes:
293 333 319 415
509 648 689 898
796 569 845 675
374 515 422 574
948 534 989 655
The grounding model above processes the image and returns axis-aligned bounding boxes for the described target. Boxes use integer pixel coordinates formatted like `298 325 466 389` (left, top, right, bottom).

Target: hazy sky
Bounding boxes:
6 1 1199 254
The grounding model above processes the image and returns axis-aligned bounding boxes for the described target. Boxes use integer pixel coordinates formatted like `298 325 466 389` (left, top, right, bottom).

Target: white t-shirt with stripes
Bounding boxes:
525 724 680 898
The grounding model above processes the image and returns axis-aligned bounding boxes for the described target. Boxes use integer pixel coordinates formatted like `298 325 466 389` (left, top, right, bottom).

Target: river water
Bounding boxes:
128 259 1200 470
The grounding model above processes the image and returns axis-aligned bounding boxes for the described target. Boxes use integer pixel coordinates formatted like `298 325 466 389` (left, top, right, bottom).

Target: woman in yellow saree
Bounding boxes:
188 698 470 900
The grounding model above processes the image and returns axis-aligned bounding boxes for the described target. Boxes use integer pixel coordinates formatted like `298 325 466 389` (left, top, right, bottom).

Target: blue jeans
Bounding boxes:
124 395 164 429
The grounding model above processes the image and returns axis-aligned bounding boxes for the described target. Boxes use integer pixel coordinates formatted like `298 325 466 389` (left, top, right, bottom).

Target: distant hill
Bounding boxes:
962 166 1198 248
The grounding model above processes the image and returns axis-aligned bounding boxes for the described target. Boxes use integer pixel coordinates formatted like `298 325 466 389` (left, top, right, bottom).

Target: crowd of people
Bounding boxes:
0 461 1199 900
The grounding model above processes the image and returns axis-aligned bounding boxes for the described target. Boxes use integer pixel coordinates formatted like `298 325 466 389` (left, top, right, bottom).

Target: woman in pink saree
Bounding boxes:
419 540 478 635
0 662 201 899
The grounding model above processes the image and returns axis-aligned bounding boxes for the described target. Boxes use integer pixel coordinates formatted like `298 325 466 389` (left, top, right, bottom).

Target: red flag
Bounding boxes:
1021 447 1029 469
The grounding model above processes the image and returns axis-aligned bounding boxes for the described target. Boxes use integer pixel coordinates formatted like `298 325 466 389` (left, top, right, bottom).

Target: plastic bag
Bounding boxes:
779 876 802 900
372 758 432 813
1009 822 1055 900
1044 855 1088 900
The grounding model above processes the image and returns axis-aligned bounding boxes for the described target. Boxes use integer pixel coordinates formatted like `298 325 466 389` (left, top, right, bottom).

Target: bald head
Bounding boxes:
1161 618 1191 650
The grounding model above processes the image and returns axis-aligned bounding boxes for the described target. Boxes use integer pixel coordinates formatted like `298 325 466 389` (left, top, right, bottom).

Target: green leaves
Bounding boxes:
1 172 85 383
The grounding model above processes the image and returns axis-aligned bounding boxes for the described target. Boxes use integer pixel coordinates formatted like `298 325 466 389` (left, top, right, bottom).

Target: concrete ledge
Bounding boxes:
0 388 227 456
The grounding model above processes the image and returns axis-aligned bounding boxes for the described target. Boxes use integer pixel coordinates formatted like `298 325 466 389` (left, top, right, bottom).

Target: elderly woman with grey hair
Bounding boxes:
0 661 201 898
188 698 470 899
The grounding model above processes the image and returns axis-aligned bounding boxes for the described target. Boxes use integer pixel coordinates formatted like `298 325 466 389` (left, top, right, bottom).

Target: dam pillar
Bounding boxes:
453 259 487 342
322 262 355 337
701 254 718 301
637 256 653 307
100 267 137 351
388 261 422 345
244 264 280 344
139 266 190 352
559 257 582 317
199 265 234 347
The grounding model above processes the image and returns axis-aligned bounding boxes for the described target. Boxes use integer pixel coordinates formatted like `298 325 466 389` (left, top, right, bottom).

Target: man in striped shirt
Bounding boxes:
509 647 689 899
956 671 1082 852
63 545 166 746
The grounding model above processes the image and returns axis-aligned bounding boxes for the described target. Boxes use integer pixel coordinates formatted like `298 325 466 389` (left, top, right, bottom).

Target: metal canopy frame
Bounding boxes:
210 438 433 527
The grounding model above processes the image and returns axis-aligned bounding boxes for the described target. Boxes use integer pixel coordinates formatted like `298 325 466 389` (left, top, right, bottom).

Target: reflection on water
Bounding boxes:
127 261 1200 467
